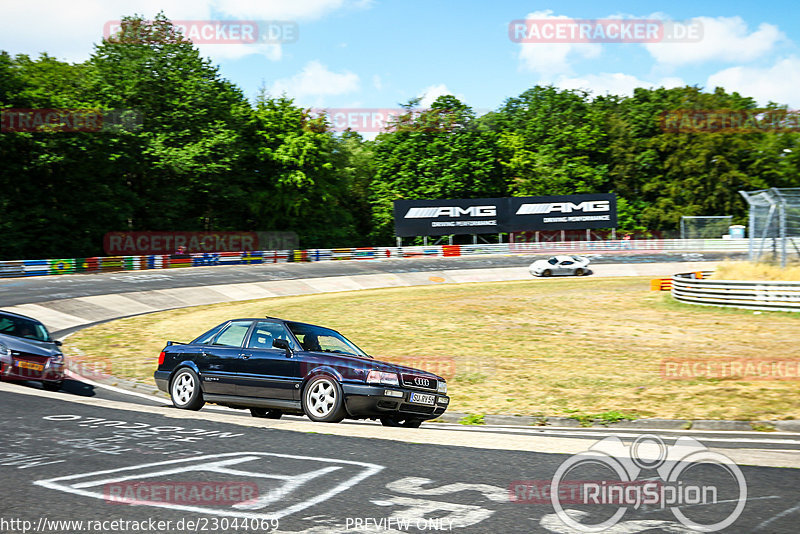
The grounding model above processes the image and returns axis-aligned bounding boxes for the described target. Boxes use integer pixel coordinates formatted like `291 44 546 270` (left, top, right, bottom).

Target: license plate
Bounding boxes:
409 392 435 405
17 361 44 372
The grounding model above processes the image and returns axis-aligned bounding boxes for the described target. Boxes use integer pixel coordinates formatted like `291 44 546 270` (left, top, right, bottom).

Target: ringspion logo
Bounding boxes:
548 435 746 532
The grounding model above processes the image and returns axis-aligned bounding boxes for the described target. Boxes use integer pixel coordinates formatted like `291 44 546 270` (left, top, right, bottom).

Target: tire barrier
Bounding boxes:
672 271 800 312
0 238 750 279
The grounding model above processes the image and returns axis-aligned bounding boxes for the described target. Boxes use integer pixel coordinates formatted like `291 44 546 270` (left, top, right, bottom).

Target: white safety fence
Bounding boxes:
672 272 800 312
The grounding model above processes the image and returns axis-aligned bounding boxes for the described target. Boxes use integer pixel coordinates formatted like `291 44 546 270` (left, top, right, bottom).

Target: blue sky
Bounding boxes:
3 0 799 120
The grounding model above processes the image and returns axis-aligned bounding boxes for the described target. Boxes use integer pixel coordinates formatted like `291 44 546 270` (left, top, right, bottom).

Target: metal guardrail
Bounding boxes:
672 271 800 312
0 238 751 279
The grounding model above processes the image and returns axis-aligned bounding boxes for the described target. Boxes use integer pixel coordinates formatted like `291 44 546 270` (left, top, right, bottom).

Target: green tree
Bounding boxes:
370 96 505 242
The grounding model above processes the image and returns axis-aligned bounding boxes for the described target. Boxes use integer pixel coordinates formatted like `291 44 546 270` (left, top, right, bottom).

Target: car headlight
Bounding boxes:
437 381 447 394
366 370 399 386
0 343 9 358
50 352 64 364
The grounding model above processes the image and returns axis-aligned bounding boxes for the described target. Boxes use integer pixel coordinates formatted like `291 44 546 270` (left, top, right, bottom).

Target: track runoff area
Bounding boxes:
3 251 799 534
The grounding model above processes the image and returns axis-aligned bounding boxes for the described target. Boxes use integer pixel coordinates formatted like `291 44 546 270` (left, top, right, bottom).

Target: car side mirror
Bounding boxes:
54 340 63 346
273 338 293 356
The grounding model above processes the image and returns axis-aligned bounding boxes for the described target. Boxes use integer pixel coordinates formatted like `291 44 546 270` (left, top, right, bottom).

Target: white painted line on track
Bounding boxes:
57 371 800 448
64 369 166 404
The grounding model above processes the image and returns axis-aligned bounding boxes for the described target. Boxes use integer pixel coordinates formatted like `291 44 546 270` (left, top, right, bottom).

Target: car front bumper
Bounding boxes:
0 360 64 383
341 383 449 420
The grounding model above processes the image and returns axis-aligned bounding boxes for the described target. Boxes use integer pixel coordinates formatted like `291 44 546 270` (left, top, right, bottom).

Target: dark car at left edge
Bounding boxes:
0 310 65 390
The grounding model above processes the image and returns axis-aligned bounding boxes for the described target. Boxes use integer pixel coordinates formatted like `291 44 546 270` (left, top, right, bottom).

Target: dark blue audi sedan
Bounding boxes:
154 317 449 427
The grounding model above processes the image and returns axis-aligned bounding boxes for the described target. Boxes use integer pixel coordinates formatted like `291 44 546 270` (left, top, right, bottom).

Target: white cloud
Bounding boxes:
645 16 783 66
197 42 282 61
417 84 466 108
0 0 371 63
516 10 602 77
707 57 800 107
0 0 204 63
211 0 366 20
269 60 360 101
555 73 684 97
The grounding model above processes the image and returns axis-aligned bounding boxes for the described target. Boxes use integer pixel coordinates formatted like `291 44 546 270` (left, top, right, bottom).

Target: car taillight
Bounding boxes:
158 351 165 365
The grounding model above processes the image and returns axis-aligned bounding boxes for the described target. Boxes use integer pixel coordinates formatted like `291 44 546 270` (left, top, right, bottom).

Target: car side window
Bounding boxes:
317 335 355 354
561 260 574 265
548 258 558 265
212 321 252 347
247 321 297 350
194 324 226 344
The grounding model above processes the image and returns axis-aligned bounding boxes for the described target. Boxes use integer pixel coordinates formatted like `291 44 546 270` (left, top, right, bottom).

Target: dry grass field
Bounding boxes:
714 260 800 281
65 275 800 421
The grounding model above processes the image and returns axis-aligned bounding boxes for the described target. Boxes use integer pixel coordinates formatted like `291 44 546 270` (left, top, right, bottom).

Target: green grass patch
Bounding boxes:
459 413 486 425
65 276 800 420
568 410 640 427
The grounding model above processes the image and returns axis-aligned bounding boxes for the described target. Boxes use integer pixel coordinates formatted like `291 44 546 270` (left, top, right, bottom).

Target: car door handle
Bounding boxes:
240 354 250 359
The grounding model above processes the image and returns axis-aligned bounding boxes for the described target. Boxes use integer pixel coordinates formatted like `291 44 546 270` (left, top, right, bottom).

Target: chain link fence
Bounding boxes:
739 188 800 266
680 216 733 239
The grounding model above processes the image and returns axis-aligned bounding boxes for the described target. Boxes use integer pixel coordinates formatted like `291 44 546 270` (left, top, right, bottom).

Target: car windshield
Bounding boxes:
286 322 370 358
0 313 51 342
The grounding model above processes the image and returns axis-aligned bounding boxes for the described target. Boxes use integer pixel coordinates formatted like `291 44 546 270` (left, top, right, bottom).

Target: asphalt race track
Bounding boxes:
0 251 742 307
3 381 800 534
5 250 800 533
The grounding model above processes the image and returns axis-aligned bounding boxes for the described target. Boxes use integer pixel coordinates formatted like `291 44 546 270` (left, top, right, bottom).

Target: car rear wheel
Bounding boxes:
170 368 205 411
542 269 552 277
303 375 346 423
42 381 63 392
575 268 585 276
380 416 423 428
250 408 283 419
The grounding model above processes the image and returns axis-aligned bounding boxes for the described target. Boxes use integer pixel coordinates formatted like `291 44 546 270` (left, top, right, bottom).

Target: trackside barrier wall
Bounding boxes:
671 271 800 312
0 239 750 279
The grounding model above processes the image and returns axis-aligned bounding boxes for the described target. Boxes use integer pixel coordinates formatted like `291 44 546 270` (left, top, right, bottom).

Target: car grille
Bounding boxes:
400 373 438 392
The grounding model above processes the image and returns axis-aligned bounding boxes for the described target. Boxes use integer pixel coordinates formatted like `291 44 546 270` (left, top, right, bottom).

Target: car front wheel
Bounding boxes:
170 368 205 410
303 375 346 423
542 269 552 277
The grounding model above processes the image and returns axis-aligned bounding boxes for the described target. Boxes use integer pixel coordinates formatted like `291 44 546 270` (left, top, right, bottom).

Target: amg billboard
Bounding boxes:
393 194 616 237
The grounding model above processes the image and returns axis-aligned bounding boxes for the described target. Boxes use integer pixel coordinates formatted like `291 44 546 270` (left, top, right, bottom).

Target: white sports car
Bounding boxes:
529 255 591 277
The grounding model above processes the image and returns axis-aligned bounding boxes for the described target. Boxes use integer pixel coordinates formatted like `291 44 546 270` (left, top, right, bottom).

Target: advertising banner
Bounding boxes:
507 193 617 232
393 194 616 237
393 198 502 237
